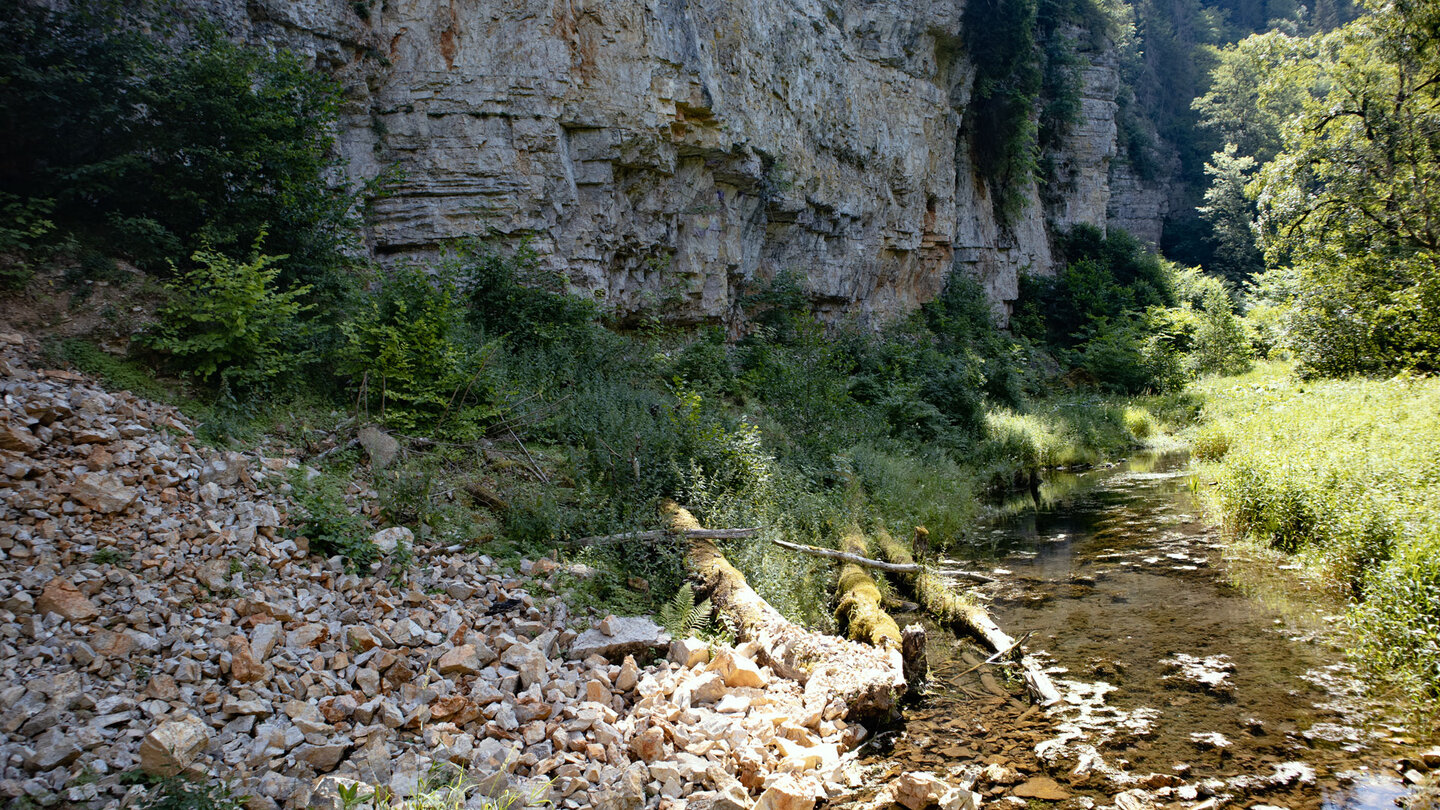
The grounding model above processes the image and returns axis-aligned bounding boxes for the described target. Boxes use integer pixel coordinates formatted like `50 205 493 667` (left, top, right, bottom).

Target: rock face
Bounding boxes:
195 0 1168 326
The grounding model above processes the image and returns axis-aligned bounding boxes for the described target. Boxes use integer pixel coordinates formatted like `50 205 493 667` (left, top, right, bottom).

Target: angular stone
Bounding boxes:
669 637 710 668
359 425 401 469
689 672 726 705
251 622 283 661
24 728 82 771
0 421 41 454
297 743 350 772
708 650 767 688
616 655 640 692
1012 777 1071 801
371 526 413 554
200 451 247 486
500 641 548 688
139 715 211 777
569 616 668 660
631 727 666 762
438 644 484 676
70 471 137 513
229 635 264 683
754 776 815 810
36 578 100 623
894 772 952 810
288 623 329 649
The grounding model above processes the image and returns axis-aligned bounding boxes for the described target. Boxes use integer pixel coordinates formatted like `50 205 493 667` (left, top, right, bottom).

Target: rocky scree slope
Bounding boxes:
0 333 935 809
195 0 1168 326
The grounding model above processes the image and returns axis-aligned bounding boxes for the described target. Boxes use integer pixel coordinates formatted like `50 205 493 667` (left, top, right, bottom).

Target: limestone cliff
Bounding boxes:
205 0 1166 325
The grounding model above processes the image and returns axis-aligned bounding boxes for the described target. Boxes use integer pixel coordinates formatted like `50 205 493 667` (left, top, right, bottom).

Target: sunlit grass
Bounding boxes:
1191 360 1440 700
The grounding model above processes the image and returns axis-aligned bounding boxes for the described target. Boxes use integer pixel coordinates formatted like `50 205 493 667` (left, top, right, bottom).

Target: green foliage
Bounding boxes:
342 264 497 432
0 192 55 288
290 467 377 572
0 3 357 286
135 777 247 810
462 241 597 345
658 582 714 638
1192 363 1440 698
1014 225 1201 393
145 244 313 395
1197 144 1265 284
1206 1 1440 377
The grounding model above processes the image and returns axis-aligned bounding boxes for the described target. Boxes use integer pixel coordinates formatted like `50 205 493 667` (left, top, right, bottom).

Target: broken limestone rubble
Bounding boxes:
0 336 882 808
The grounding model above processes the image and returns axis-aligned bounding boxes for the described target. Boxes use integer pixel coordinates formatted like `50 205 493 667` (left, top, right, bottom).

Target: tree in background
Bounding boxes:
1247 0 1440 375
0 3 357 291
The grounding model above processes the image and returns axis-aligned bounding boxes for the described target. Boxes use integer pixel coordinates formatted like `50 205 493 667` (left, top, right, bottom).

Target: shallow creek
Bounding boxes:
851 453 1421 810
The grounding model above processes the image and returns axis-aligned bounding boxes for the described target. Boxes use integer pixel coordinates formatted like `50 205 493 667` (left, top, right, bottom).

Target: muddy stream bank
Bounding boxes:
847 453 1429 810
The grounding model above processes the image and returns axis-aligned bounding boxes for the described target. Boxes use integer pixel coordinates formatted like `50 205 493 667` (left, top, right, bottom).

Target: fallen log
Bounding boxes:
662 501 906 721
834 528 905 650
834 528 927 690
875 529 1062 706
462 481 510 512
572 527 760 547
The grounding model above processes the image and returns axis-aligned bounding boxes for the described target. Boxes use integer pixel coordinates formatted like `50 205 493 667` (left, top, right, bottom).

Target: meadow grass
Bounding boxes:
1190 361 1440 699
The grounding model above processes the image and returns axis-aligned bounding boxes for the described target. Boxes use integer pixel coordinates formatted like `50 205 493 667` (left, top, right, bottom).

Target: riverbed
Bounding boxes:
852 453 1423 810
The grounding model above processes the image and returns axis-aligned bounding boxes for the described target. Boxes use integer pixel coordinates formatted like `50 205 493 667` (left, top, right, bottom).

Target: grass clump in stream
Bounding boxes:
1191 361 1440 701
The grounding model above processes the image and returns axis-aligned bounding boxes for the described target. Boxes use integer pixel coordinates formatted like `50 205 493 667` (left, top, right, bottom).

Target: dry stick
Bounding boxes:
507 427 549 484
768 538 922 573
952 630 1036 680
931 566 998 584
572 527 760 547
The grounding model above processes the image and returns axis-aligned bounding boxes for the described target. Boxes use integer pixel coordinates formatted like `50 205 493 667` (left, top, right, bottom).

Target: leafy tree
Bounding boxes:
1249 0 1440 375
145 244 313 395
341 265 497 431
0 2 356 288
1198 143 1265 283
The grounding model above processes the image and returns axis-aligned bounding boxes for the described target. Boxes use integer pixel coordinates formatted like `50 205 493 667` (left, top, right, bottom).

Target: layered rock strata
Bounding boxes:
200 0 1167 325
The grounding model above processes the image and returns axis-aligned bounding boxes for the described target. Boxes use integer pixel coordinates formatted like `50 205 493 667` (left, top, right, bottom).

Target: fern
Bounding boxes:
658 582 713 638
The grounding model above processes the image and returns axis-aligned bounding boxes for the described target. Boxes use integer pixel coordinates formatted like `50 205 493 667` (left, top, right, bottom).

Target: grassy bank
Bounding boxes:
1190 362 1440 701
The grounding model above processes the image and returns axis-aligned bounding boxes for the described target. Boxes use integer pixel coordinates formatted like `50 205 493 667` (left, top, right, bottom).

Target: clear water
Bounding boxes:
865 453 1418 809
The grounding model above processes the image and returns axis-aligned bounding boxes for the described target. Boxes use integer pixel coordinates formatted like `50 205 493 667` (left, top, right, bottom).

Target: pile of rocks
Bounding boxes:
0 335 981 810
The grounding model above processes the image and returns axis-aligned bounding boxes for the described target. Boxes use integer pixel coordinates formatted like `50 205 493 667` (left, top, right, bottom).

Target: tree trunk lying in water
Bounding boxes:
834 528 927 687
662 500 906 721
875 529 1063 705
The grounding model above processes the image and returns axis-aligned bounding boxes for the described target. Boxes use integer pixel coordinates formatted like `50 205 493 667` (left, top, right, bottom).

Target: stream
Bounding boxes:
853 452 1425 810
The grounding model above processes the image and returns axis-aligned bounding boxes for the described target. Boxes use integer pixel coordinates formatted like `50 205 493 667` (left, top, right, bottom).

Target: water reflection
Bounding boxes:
928 452 1414 808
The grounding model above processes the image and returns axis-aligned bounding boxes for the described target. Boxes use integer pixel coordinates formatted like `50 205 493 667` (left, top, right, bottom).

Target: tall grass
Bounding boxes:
1191 362 1440 699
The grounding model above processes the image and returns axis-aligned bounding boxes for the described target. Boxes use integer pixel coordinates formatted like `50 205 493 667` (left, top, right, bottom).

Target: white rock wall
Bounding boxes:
201 0 1167 326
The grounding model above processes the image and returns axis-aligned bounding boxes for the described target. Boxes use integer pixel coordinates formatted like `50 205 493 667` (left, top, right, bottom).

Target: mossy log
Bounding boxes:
662 500 906 721
875 529 1062 705
834 528 904 650
835 528 927 689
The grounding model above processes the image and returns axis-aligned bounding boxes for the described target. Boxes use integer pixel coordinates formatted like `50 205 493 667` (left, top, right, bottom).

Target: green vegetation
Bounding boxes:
1012 224 1252 394
131 776 247 810
145 244 314 396
0 3 357 285
1191 364 1440 701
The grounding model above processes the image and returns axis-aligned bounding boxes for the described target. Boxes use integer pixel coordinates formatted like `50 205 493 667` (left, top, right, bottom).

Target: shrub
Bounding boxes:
341 264 496 432
461 241 597 345
290 468 376 572
145 244 312 395
0 192 55 288
0 4 357 285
